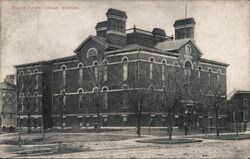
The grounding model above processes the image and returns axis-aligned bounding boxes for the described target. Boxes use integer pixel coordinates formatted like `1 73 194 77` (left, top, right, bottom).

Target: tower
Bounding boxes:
174 18 196 40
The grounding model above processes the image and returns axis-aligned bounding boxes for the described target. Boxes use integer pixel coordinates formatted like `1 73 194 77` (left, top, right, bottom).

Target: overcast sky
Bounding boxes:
0 0 249 94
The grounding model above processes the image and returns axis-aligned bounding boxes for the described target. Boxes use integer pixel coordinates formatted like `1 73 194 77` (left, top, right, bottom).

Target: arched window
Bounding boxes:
217 91 221 97
78 63 83 85
61 65 67 87
93 61 98 80
20 71 24 76
122 57 129 81
208 68 212 85
35 73 39 89
103 60 108 82
198 66 202 79
35 93 39 113
78 63 83 68
79 91 84 110
61 65 67 70
184 61 192 69
149 57 155 80
34 69 39 73
102 87 108 109
161 59 167 82
27 70 31 74
34 92 39 96
78 88 83 94
184 61 192 76
208 90 213 96
217 69 221 81
93 87 98 93
87 48 98 58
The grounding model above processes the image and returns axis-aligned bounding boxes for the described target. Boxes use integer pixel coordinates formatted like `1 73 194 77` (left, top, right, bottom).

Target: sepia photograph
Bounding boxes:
0 0 249 158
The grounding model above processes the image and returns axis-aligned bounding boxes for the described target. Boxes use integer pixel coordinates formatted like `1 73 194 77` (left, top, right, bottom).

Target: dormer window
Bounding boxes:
87 48 98 58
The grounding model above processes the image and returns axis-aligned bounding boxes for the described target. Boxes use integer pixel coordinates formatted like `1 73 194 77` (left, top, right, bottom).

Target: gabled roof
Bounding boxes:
74 35 121 53
154 38 203 55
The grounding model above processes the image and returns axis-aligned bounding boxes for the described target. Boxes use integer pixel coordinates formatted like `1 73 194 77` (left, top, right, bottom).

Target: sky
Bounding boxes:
0 0 249 94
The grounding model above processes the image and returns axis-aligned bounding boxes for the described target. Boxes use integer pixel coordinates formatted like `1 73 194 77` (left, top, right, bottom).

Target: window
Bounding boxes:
198 66 202 79
63 96 66 111
35 97 39 113
102 87 108 109
87 48 98 58
103 60 108 82
61 65 67 87
79 93 84 110
122 85 128 109
208 68 212 78
122 57 128 81
93 61 98 80
93 87 98 93
78 88 83 94
21 98 24 113
244 98 248 107
149 57 155 80
35 74 39 89
233 110 236 121
217 69 221 81
161 59 166 82
79 67 83 85
20 71 24 76
208 68 212 85
184 61 192 76
27 70 31 74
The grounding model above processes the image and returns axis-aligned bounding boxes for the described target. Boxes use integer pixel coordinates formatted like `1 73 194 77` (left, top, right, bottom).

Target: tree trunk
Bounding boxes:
137 111 142 137
168 113 173 140
27 112 31 134
18 116 21 147
215 111 219 136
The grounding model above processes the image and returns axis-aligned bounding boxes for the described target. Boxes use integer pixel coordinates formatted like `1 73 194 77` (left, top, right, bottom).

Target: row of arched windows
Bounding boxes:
19 69 39 76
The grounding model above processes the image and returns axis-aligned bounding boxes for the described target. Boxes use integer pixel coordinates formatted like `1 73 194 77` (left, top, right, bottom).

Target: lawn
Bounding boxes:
0 132 138 157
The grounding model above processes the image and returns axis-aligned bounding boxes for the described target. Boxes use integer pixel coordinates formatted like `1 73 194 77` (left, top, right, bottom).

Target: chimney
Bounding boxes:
95 21 108 38
105 8 127 46
174 18 196 40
